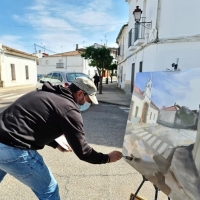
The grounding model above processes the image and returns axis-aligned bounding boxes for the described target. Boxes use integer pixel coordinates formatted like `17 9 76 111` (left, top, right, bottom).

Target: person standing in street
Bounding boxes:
0 77 122 200
93 73 100 90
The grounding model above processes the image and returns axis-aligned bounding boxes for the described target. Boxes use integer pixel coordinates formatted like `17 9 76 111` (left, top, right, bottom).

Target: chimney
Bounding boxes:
76 44 78 50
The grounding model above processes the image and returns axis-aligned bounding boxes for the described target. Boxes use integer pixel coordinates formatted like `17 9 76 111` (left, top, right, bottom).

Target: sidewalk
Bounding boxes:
96 81 132 107
0 84 36 93
0 81 132 107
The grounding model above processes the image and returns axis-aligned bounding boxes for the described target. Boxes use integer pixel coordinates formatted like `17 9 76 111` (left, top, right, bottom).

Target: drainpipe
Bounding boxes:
0 51 1 84
66 55 67 71
0 48 4 87
155 0 161 42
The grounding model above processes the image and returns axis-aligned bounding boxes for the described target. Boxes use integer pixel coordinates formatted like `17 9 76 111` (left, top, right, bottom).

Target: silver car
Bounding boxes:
36 71 92 90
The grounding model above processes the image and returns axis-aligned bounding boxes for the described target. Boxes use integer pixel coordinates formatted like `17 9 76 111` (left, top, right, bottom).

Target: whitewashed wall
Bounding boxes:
1 54 37 87
37 56 96 78
117 0 200 93
159 1 200 38
125 41 200 84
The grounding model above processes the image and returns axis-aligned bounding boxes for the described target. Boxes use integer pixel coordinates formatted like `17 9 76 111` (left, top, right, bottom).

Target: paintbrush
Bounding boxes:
122 155 133 161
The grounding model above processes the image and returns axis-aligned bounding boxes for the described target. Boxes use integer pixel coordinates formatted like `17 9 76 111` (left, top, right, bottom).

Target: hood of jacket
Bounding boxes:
42 82 74 101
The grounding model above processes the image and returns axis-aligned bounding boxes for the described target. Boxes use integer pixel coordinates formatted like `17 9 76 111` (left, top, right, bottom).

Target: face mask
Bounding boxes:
78 101 91 112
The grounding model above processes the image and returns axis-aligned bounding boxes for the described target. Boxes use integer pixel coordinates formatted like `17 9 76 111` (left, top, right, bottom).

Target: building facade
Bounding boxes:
0 43 37 87
116 0 200 94
37 50 97 78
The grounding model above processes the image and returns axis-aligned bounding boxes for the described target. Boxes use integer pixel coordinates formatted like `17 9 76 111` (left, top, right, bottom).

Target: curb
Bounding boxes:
98 100 130 107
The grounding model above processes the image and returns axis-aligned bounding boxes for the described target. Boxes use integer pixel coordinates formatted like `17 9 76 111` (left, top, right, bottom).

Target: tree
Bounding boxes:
106 62 117 83
81 46 113 94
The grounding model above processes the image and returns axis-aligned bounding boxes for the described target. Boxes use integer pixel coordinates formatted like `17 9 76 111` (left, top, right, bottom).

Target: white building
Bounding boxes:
37 49 97 78
128 77 159 124
116 0 200 94
0 43 37 87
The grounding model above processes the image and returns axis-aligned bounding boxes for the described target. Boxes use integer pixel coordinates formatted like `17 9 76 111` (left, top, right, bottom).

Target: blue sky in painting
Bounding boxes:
135 68 200 110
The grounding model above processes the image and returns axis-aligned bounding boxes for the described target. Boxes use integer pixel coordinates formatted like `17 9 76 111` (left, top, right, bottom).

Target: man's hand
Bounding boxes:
57 144 73 153
108 151 122 163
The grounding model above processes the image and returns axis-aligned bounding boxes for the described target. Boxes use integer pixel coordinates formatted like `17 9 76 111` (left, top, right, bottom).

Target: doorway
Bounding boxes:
141 102 149 123
131 63 135 93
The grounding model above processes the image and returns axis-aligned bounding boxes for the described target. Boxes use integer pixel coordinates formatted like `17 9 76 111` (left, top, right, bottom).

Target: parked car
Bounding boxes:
36 71 92 90
37 74 45 82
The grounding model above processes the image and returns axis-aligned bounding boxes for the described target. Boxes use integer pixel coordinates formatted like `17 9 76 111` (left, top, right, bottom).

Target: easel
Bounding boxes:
130 176 170 200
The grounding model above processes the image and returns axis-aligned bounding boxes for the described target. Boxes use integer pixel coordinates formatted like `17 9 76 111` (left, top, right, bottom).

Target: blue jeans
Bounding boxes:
0 142 60 200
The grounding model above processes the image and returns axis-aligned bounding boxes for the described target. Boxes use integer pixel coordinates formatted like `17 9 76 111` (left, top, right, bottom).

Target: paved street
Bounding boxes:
0 87 168 200
0 86 36 112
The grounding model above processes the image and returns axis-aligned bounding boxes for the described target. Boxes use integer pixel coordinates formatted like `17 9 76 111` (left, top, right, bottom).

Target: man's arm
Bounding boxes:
60 109 120 164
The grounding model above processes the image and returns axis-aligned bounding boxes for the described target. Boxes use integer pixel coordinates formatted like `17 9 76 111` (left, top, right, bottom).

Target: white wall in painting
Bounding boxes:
129 77 159 124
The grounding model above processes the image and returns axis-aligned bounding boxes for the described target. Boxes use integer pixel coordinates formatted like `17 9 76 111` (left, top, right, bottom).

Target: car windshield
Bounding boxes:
66 73 88 82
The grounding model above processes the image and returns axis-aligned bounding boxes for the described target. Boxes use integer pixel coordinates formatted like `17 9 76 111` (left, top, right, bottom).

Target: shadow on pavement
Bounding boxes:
82 103 129 148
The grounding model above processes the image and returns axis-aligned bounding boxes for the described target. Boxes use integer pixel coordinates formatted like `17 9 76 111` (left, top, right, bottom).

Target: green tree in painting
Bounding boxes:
81 46 113 94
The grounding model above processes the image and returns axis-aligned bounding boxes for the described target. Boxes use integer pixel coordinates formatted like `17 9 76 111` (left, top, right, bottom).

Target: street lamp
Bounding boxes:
133 6 142 23
132 6 152 28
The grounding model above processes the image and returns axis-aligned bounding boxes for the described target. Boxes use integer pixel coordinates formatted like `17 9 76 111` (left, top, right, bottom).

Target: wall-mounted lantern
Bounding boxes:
133 6 143 23
133 6 152 28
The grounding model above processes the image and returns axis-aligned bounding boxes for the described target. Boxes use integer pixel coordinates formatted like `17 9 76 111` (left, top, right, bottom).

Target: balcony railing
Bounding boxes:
56 63 64 68
128 17 147 47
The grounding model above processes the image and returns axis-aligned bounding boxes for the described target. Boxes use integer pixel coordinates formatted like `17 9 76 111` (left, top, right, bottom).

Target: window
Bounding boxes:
135 106 139 117
139 61 143 72
150 112 152 120
51 73 63 83
11 64 16 80
45 60 48 65
43 73 52 82
66 73 76 82
25 65 29 80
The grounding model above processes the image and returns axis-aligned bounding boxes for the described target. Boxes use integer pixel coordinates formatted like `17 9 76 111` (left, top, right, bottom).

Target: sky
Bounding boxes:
0 0 129 54
135 68 200 110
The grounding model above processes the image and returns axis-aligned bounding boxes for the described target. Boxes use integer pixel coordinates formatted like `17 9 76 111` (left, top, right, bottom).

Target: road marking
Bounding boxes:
157 143 168 154
0 93 17 98
162 147 173 159
153 140 162 149
119 106 130 113
142 133 152 141
147 136 157 145
3 94 25 100
135 131 149 137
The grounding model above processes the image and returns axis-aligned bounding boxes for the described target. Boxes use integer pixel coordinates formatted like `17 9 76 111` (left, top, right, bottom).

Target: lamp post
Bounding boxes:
133 6 143 23
132 6 152 28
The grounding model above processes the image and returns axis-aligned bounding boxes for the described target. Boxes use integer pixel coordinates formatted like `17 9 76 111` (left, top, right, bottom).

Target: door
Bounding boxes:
141 103 149 123
121 66 123 82
131 63 135 93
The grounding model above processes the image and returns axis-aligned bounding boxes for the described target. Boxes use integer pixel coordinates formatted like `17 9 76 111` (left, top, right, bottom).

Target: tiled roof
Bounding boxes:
48 50 81 57
134 86 143 95
2 45 37 58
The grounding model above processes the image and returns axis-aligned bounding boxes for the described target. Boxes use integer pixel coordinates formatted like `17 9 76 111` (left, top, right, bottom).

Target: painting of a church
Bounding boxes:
128 76 159 124
123 69 200 200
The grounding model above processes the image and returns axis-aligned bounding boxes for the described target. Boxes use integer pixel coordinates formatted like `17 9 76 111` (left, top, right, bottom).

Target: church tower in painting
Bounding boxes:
144 75 152 101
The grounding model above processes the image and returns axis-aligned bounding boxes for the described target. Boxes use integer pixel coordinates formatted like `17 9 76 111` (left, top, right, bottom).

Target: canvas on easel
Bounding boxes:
122 68 200 200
